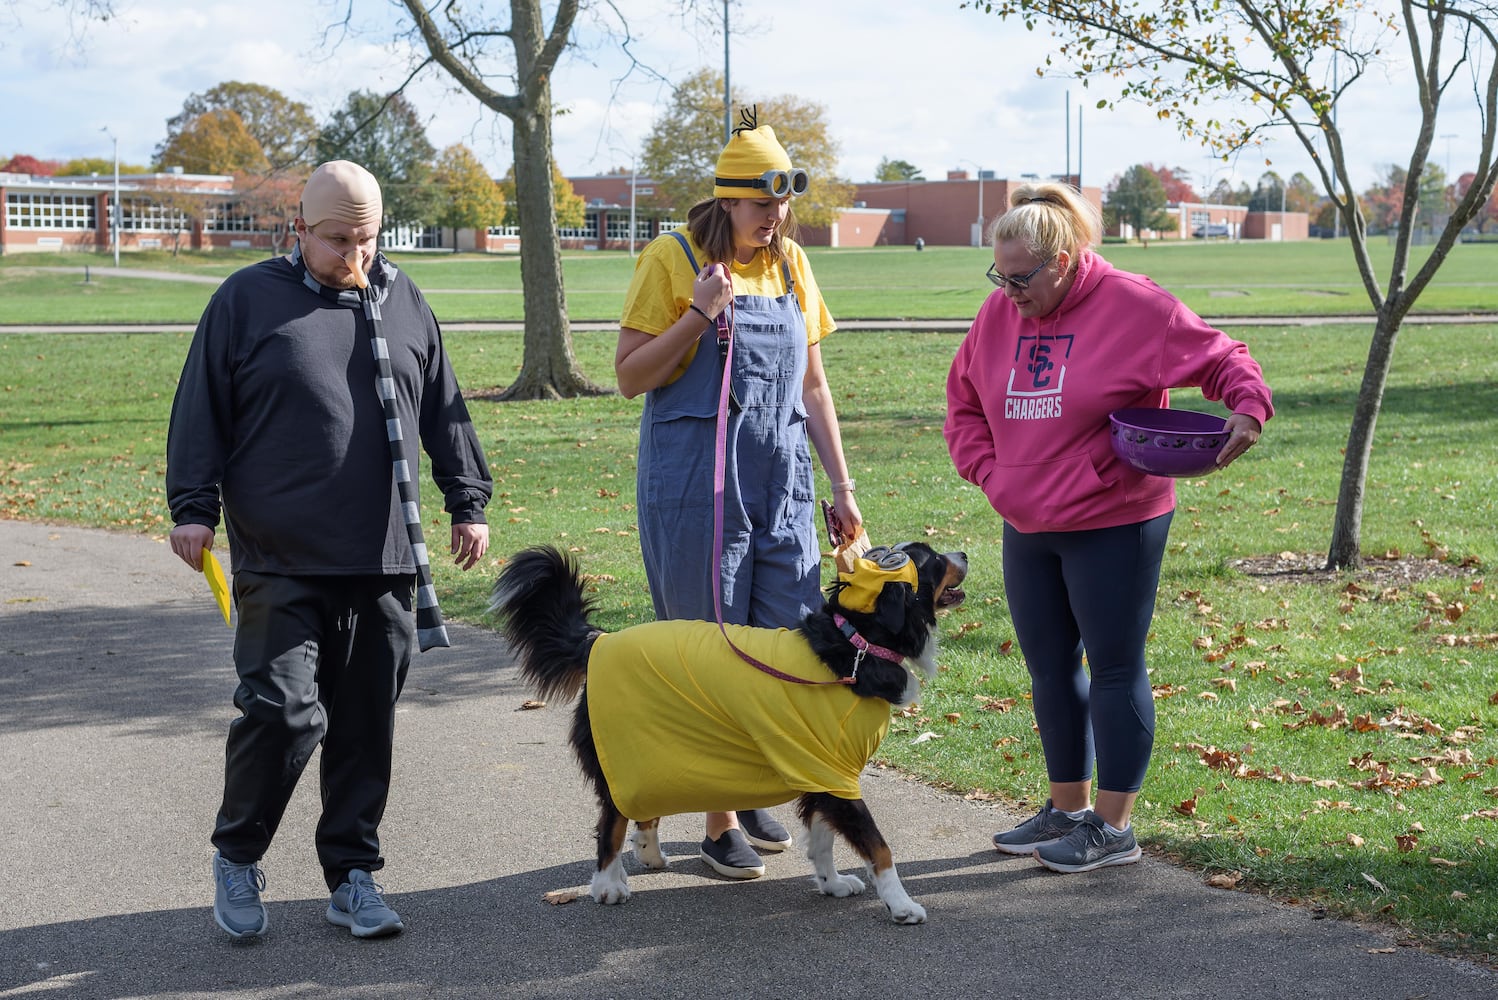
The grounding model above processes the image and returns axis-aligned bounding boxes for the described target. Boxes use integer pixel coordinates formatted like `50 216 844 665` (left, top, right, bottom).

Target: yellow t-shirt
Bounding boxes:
587 619 892 821
620 230 836 382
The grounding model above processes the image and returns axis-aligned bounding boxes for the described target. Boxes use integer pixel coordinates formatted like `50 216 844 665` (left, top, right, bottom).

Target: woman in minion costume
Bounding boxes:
616 108 863 879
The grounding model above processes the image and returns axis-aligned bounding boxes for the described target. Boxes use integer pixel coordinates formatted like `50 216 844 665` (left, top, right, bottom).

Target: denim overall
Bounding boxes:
636 232 820 628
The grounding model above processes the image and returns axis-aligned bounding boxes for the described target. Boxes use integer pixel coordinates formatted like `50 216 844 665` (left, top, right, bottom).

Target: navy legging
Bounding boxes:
1002 512 1172 794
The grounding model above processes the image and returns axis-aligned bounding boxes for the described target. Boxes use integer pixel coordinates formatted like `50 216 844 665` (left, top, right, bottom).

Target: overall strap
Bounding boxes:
667 230 700 272
671 229 740 412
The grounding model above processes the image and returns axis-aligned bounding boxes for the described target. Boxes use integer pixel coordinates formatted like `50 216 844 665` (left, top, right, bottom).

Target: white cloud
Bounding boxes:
0 0 1486 194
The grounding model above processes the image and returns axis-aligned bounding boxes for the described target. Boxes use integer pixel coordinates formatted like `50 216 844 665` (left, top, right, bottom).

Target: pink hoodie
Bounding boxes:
945 251 1273 534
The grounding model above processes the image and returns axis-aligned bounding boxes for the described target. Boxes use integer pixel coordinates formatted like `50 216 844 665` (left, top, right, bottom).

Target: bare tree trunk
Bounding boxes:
399 0 604 401
1325 311 1403 569
495 106 606 401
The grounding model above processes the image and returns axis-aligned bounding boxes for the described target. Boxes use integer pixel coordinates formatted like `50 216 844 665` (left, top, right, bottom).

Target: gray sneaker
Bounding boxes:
1033 811 1143 873
736 809 792 851
326 870 404 938
992 799 1082 855
212 852 268 939
699 828 766 879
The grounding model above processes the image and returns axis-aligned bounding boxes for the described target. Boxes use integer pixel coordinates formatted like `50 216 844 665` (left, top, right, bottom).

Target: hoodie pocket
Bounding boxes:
982 452 1117 530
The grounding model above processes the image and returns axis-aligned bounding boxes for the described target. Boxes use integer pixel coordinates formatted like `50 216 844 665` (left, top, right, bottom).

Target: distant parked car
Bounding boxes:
1192 224 1231 238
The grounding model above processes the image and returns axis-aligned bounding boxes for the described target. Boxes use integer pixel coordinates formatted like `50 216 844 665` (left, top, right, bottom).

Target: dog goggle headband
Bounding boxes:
837 546 919 614
714 168 809 198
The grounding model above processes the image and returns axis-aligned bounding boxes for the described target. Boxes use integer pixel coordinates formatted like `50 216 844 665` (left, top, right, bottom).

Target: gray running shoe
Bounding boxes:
212 852 268 939
1033 811 1143 873
736 809 792 851
326 870 404 938
991 798 1082 855
699 828 766 879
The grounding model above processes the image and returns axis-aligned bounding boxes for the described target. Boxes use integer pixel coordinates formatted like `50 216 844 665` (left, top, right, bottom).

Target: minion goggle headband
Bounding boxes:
836 545 919 615
715 168 810 199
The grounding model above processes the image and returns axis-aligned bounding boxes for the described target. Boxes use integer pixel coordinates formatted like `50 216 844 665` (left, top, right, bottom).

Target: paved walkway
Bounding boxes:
4 313 1497 338
2 519 1496 999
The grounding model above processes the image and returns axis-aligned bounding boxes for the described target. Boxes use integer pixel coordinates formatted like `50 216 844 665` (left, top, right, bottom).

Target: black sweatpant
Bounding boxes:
212 570 414 891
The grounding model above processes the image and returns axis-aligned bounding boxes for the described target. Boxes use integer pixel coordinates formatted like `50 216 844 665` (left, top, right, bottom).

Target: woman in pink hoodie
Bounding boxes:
944 182 1273 874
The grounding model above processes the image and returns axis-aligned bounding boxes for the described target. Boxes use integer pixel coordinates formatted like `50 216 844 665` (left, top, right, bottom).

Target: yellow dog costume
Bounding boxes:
587 552 919 821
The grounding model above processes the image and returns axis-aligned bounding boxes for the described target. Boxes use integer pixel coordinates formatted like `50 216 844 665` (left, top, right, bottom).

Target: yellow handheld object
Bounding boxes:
202 549 231 626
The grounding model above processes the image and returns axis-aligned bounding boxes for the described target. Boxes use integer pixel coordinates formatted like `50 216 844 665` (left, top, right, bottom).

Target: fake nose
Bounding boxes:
345 250 368 289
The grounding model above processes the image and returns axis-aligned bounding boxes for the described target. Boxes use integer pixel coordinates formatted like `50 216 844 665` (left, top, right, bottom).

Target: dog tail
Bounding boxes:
489 545 599 703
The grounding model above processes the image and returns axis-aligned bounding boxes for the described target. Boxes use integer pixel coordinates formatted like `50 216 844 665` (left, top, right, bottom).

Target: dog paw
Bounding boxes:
814 872 866 898
589 869 632 905
886 900 927 925
630 828 667 870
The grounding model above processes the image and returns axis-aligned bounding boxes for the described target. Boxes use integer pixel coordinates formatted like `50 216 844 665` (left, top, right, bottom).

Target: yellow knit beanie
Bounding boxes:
712 108 800 199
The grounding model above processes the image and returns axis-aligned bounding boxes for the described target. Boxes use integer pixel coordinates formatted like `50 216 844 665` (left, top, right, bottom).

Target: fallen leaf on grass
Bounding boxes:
1366 947 1396 954
910 731 942 744
1362 872 1388 893
1205 871 1241 889
543 889 583 905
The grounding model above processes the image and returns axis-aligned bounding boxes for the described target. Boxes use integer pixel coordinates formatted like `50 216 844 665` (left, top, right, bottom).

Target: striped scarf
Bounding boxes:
290 244 450 650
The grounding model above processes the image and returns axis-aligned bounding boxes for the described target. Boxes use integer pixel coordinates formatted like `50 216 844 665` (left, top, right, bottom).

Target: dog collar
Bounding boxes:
832 613 907 680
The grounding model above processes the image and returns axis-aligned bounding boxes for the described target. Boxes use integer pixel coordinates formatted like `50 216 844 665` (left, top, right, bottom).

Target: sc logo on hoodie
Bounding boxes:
1004 333 1074 420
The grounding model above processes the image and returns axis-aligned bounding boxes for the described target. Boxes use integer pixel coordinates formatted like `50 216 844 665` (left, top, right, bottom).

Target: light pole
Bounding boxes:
611 146 640 257
960 158 985 247
100 126 120 267
1280 175 1286 242
1439 133 1457 212
722 1 731 145
629 156 638 257
1439 133 1456 179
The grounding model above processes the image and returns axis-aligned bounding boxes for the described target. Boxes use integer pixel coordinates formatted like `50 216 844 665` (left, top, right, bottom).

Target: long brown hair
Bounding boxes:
685 198 800 266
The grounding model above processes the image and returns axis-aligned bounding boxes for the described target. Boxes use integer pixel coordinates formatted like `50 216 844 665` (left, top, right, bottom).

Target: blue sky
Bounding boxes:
0 0 1484 196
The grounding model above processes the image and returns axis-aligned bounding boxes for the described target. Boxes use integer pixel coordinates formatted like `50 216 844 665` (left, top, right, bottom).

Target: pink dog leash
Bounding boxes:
707 280 894 686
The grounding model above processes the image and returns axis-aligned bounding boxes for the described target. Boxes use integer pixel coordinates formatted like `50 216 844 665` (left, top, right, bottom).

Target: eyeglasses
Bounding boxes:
715 168 810 198
987 255 1054 290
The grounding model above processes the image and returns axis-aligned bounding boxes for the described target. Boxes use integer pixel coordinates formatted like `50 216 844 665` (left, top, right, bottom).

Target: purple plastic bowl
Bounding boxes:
1109 407 1229 478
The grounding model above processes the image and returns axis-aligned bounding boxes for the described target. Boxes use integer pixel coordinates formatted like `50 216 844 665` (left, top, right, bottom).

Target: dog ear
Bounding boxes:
872 581 912 634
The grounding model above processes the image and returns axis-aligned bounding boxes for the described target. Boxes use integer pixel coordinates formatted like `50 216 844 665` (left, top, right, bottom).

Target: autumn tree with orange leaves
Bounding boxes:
968 0 1498 570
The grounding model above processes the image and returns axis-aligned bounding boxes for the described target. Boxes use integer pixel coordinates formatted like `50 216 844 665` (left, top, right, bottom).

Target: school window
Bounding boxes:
558 213 599 239
204 202 261 232
5 192 97 230
605 216 652 241
118 197 189 232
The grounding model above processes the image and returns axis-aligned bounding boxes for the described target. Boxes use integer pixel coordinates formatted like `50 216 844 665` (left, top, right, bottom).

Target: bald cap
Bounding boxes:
300 160 383 228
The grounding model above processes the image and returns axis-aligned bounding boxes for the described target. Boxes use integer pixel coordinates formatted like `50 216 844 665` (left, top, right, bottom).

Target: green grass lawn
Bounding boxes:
2 251 1496 963
3 239 1495 324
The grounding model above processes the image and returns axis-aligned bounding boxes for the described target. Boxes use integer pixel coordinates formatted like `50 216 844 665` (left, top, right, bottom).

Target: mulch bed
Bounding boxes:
1229 551 1482 586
